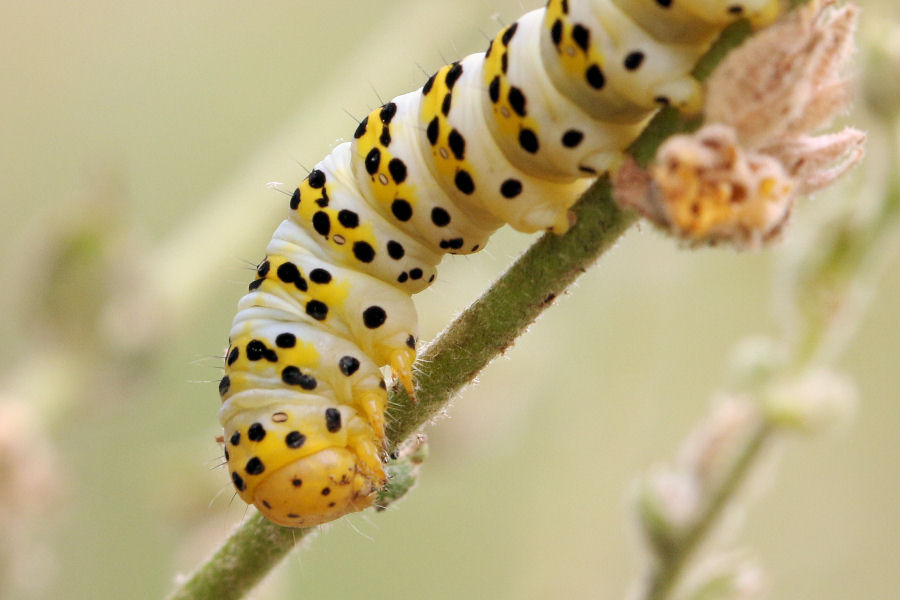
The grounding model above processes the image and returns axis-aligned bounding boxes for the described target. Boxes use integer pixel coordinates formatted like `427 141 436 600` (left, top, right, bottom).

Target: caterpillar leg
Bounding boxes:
389 348 416 398
357 389 387 440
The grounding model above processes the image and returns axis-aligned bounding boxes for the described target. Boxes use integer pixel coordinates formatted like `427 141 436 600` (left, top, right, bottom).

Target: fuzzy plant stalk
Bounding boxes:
637 416 772 600
636 177 898 600
634 27 898 600
166 16 800 600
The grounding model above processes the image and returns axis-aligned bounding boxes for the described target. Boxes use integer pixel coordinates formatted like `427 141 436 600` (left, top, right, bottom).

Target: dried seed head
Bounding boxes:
615 1 866 248
617 126 795 247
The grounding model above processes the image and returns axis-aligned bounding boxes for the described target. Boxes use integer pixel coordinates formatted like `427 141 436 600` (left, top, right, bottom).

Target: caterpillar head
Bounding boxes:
223 405 383 527
251 447 377 527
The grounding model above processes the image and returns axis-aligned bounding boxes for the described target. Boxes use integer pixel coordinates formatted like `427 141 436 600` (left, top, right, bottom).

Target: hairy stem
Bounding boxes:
637 102 899 600
642 423 771 600
167 512 309 600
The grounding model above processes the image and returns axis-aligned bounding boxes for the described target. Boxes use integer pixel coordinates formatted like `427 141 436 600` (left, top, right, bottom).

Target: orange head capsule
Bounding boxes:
252 448 378 527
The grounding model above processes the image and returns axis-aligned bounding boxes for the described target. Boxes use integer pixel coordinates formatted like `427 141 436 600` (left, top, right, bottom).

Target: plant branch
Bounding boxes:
167 512 309 600
642 422 772 600
636 78 900 600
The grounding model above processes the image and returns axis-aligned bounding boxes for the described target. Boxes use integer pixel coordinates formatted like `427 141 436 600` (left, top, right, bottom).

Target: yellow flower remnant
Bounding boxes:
616 0 866 247
653 125 794 244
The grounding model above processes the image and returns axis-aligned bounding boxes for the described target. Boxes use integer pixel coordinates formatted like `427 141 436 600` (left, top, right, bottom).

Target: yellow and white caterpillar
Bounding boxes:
219 0 780 527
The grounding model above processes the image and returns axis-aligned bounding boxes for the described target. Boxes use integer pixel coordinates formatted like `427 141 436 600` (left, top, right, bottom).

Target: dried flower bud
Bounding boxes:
763 369 857 433
762 129 866 196
706 0 859 147
636 467 702 558
615 0 865 247
679 396 764 493
727 336 786 391
618 126 795 246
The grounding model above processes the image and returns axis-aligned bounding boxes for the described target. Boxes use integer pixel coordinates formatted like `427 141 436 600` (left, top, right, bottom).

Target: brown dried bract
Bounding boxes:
617 126 794 246
615 0 865 248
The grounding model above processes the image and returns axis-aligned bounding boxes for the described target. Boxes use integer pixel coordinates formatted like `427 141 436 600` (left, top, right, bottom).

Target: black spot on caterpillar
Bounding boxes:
218 0 780 528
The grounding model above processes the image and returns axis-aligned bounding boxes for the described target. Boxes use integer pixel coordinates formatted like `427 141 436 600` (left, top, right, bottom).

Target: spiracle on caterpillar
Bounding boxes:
218 0 781 528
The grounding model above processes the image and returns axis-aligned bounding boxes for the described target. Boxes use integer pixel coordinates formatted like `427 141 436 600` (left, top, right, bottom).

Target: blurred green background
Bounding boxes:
1 1 897 599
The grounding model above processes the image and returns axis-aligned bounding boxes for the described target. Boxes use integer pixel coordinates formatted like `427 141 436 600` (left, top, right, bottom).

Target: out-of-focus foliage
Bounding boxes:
0 1 897 599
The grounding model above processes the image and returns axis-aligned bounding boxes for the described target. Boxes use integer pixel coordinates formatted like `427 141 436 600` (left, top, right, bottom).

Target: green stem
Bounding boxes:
640 63 899 600
167 512 309 600
643 423 772 600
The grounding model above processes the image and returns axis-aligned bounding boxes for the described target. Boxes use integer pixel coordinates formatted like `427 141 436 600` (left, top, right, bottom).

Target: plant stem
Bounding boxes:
642 423 772 600
167 512 309 600
638 94 900 600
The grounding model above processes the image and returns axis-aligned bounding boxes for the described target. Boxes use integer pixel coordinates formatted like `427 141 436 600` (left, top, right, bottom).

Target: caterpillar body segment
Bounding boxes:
219 0 783 527
352 90 503 259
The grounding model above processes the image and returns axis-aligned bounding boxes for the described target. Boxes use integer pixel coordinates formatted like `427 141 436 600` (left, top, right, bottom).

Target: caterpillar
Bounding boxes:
218 0 781 528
